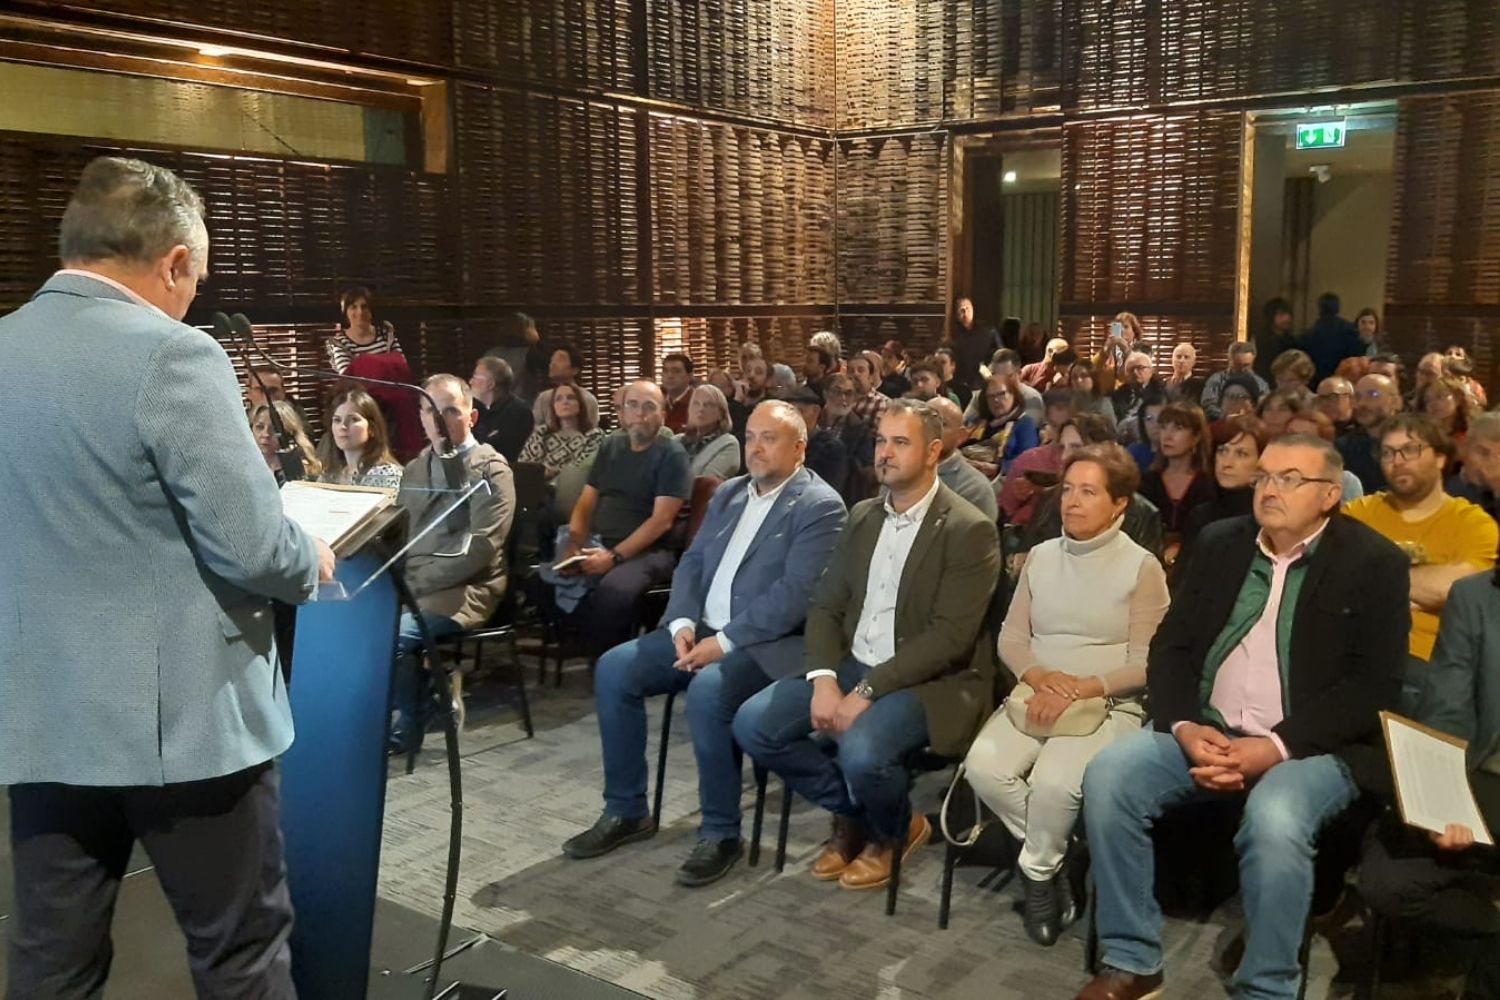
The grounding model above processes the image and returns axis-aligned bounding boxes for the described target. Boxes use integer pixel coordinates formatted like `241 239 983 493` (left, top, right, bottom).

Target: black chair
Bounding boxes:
749 742 958 916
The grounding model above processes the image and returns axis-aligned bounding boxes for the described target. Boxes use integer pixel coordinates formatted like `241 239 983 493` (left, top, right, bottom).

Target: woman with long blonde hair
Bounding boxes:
250 401 322 485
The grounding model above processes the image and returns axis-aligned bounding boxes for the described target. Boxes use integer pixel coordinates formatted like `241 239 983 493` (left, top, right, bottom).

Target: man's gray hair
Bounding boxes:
883 397 943 446
59 156 207 268
423 373 473 409
1272 432 1344 480
754 399 808 443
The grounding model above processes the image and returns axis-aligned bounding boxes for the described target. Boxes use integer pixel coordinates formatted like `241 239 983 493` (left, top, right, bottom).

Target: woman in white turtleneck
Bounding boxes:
964 441 1169 947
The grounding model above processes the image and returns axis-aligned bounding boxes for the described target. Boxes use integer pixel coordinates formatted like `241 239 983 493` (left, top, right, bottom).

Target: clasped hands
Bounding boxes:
809 676 871 735
1023 670 1103 729
1175 722 1283 791
672 627 724 672
558 542 616 577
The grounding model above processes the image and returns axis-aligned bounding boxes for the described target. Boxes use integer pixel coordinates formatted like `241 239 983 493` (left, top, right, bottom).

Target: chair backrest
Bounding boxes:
511 461 549 518
682 475 723 549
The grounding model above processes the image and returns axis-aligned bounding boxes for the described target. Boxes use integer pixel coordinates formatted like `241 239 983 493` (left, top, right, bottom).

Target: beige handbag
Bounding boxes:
1004 681 1109 739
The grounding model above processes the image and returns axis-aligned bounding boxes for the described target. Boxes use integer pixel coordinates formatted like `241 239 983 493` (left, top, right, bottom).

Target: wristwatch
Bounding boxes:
609 549 625 566
852 679 875 700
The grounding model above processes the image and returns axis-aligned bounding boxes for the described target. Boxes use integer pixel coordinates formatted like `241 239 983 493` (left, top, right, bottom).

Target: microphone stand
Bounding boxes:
216 311 306 482
219 312 471 1000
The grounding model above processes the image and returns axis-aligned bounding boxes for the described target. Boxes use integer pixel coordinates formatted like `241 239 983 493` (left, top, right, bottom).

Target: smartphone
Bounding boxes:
1110 320 1123 339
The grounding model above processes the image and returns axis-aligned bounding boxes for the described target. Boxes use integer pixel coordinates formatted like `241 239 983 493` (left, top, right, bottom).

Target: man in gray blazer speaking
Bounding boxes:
0 157 333 998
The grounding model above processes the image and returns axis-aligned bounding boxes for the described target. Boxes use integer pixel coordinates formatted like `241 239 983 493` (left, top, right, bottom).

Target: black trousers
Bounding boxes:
7 763 295 1000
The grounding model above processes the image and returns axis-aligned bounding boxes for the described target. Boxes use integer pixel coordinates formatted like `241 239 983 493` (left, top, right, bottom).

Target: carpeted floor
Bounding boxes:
374 655 1397 1000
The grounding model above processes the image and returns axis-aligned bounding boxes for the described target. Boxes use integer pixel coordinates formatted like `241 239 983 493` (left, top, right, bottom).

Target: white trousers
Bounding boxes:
962 707 1143 880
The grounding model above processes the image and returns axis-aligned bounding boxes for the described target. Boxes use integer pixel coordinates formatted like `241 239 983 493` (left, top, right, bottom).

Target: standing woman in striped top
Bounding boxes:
327 285 403 374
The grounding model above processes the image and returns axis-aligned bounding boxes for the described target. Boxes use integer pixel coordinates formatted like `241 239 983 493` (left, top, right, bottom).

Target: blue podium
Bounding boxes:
279 545 402 999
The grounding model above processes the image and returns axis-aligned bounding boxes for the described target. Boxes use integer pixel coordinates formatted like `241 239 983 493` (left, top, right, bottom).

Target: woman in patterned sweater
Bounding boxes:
317 388 404 490
518 382 605 481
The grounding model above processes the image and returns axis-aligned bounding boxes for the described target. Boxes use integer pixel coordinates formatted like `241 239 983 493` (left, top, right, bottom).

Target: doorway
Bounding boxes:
1245 104 1397 336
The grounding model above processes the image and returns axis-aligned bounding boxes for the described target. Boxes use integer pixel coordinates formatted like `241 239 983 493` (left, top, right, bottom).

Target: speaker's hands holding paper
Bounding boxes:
1431 823 1478 852
315 538 337 583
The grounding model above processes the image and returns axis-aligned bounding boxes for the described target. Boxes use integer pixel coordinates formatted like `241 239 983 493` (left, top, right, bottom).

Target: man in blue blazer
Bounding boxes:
563 400 847 886
0 157 332 998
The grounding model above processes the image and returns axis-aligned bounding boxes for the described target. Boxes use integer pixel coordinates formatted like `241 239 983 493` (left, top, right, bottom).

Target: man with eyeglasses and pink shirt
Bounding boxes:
1073 433 1409 1000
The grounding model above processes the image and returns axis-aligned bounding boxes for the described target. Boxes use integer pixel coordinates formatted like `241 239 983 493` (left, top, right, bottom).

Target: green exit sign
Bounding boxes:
1296 120 1347 150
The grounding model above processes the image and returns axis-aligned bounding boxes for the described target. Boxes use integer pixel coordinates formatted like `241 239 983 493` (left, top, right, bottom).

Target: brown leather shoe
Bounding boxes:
809 815 866 881
1073 968 1164 1000
838 812 930 890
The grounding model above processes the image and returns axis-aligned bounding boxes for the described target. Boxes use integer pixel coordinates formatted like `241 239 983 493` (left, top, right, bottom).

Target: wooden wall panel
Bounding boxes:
453 0 636 91
836 315 946 363
646 0 835 127
1397 1 1500 83
455 86 640 306
836 134 949 305
654 314 829 375
650 115 834 305
1386 93 1500 392
1059 112 1240 361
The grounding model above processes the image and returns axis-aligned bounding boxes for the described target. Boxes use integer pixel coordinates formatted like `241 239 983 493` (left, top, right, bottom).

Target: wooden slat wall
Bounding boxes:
836 134 949 305
1058 112 1241 364
1386 92 1500 392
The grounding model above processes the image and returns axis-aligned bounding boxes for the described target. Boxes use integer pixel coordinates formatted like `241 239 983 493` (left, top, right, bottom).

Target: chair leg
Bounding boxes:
749 766 768 867
775 781 793 873
509 631 533 739
886 824 904 917
1083 866 1100 975
1296 923 1314 1000
652 690 676 828
1367 911 1384 1000
451 669 466 733
939 839 957 930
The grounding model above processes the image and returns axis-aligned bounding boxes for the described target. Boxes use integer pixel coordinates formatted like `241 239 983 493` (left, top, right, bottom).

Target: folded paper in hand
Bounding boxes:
279 481 395 556
1380 710 1494 845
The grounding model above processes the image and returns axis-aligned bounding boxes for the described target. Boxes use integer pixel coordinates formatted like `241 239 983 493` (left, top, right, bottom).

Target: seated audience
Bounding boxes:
1163 342 1204 405
243 365 310 427
317 388 404 489
1269 349 1317 405
1337 373 1401 493
327 285 402 375
1254 297 1298 382
1423 375 1478 474
545 381 692 654
967 443 1169 946
1301 291 1365 383
821 374 877 500
734 400 1001 891
660 353 696 434
249 401 322 486
1369 351 1405 394
964 372 1041 480
1176 415 1268 573
785 385 854 505
1445 349 1489 408
1201 342 1269 419
390 374 516 754
1215 372 1262 422
518 382 607 482
803 345 836 396
1124 384 1168 470
737 355 771 408
678 385 742 479
768 363 798 397
486 310 549 401
986 348 1046 423
1313 376 1356 436
704 367 750 442
563 402 847 885
1068 359 1119 433
1000 413 1112 528
1449 411 1500 522
1359 568 1500 998
1411 352 1446 410
1138 403 1216 565
931 396 999 521
905 356 946 402
1019 338 1073 391
1093 311 1145 394
470 355 534 463
1343 414 1498 712
1334 355 1371 387
1257 386 1304 437
347 349 425 460
809 330 843 371
878 339 912 399
1354 307 1385 356
532 344 602 428
1282 409 1363 503
1074 434 1409 1000
847 351 891 427
1036 387 1081 445
1110 352 1157 430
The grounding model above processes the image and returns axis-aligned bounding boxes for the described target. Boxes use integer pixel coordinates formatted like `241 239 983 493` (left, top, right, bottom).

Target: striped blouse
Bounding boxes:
326 323 403 374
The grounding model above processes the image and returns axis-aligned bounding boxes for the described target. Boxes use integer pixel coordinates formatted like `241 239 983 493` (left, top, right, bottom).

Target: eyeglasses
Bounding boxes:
621 399 660 413
1253 471 1336 492
1379 442 1429 463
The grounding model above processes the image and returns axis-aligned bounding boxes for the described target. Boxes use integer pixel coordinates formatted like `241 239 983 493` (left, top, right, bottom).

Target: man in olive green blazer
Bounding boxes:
734 399 1001 892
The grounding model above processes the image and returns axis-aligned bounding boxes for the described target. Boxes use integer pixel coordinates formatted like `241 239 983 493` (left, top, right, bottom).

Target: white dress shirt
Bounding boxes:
807 475 941 680
669 471 796 652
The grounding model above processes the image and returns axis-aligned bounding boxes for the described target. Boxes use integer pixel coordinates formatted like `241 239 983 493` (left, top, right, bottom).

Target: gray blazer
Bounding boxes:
1421 571 1500 772
661 467 847 679
0 272 319 787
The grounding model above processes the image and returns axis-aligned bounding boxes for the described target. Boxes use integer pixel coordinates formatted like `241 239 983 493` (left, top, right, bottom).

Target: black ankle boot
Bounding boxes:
1022 873 1062 946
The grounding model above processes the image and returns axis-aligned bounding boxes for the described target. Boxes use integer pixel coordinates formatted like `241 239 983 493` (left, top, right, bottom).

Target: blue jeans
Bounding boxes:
732 657 929 843
1082 728 1359 1000
391 611 462 751
595 626 774 840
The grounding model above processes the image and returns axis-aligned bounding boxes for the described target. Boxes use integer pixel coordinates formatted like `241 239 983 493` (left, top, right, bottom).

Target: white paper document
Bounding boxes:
1381 711 1494 845
279 481 393 549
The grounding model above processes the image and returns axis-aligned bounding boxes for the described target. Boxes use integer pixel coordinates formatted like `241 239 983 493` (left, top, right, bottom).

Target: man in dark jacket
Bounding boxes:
1253 297 1299 383
947 295 1002 402
1072 434 1409 1000
1301 291 1365 383
470 355 533 463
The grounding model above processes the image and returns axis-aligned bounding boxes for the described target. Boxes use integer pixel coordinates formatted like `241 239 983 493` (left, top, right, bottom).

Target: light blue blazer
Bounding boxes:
661 466 847 679
0 273 319 786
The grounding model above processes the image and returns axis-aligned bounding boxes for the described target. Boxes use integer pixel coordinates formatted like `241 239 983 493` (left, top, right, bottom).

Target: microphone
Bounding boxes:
225 313 466 492
217 311 306 482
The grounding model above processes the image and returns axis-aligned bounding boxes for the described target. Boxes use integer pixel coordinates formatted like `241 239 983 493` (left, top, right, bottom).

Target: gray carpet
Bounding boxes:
376 659 1388 1000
